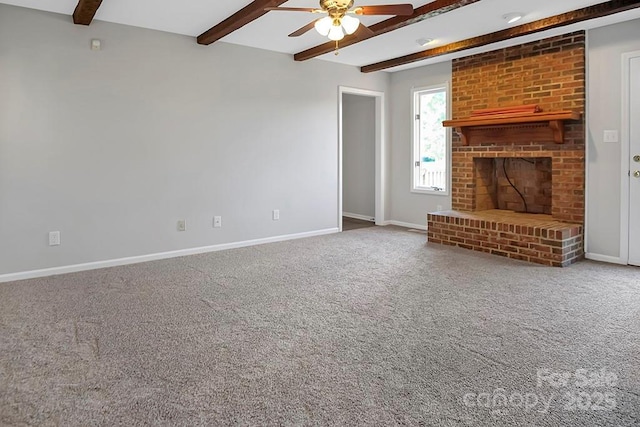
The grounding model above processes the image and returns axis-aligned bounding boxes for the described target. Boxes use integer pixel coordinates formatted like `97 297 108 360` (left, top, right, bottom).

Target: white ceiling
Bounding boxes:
3 0 640 72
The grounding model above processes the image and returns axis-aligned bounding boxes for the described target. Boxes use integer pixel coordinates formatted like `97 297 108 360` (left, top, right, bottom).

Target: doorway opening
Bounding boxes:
338 87 385 232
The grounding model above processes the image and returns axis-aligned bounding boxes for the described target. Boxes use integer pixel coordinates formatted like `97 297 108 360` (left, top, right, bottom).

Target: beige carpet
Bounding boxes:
1 226 639 426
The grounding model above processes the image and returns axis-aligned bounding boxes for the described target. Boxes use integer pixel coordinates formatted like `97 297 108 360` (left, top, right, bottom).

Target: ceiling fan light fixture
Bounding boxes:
315 16 333 36
341 15 360 35
328 23 345 41
503 12 523 24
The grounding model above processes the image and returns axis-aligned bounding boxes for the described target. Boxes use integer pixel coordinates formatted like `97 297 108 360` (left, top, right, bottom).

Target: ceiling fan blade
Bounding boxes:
353 4 414 16
354 23 375 38
265 7 323 13
289 20 318 37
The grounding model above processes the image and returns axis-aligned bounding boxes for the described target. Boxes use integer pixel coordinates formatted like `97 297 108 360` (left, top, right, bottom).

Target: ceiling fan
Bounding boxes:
266 0 413 45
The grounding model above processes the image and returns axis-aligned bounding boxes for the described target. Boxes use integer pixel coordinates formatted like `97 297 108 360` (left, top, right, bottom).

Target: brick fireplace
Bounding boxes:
427 32 586 267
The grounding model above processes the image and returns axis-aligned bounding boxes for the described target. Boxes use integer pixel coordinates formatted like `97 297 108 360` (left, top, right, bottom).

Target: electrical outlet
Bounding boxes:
272 209 280 221
213 216 222 228
177 220 186 232
49 231 60 246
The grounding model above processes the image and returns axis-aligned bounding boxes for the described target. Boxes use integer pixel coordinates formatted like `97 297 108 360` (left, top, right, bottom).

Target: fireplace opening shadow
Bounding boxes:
474 157 552 215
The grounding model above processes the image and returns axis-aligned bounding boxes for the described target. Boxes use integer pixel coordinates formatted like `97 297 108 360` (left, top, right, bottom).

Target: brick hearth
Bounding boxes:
427 210 583 267
427 32 586 267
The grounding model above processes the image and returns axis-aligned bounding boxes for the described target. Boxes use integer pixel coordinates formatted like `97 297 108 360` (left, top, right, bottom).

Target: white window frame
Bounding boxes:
411 83 451 195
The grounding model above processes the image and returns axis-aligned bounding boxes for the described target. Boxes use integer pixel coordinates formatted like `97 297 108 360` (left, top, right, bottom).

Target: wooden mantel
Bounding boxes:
443 111 581 145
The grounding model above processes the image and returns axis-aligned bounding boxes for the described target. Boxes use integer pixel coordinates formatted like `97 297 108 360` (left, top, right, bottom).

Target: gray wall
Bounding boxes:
342 94 375 219
586 18 640 259
389 62 452 227
0 4 389 275
6 3 638 276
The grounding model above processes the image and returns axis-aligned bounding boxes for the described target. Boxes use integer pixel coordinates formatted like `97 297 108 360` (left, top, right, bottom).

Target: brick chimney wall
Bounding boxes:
450 31 586 224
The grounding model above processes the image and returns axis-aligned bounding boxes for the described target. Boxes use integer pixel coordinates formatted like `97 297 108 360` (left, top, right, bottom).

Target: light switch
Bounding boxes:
603 130 619 143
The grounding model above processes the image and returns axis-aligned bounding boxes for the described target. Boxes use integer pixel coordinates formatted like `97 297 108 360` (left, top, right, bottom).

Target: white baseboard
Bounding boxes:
585 253 627 265
0 228 340 284
342 212 375 222
384 220 427 231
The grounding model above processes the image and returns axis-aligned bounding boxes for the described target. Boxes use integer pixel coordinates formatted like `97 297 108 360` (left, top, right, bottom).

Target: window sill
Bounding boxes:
411 188 450 196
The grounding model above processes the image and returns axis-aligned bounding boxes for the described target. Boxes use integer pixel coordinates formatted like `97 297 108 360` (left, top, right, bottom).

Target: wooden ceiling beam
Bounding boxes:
73 0 103 25
361 0 640 73
197 0 289 46
294 0 480 62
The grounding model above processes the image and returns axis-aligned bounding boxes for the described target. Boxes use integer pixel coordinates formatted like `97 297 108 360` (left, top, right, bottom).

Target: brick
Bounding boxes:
509 253 530 262
436 33 585 266
428 211 583 267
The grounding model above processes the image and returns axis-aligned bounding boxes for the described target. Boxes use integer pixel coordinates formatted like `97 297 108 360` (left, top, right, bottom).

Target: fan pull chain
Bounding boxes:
334 40 339 55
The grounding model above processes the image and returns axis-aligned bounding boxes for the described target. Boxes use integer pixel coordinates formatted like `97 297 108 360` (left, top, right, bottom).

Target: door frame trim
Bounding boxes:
620 49 640 264
338 86 386 232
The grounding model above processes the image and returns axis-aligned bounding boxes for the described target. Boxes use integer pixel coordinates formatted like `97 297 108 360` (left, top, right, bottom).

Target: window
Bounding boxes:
412 84 450 194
